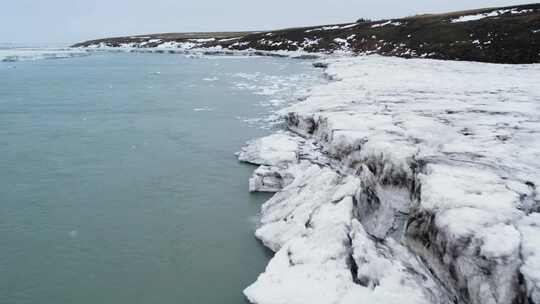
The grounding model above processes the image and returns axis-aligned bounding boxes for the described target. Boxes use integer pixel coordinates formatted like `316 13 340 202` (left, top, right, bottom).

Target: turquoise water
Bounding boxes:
0 52 317 303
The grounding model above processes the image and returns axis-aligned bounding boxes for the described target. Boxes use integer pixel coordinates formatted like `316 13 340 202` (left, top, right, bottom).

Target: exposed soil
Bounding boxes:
73 3 540 64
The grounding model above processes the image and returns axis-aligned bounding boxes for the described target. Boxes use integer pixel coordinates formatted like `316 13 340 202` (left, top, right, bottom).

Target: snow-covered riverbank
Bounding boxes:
238 55 540 304
74 3 540 64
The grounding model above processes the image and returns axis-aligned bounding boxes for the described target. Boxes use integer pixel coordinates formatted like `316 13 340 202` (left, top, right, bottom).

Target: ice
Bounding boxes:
519 214 540 304
240 55 540 303
244 167 435 304
202 76 219 81
244 167 449 303
249 165 286 192
0 48 90 62
193 107 214 112
236 132 300 166
343 220 450 304
254 164 342 251
248 161 311 192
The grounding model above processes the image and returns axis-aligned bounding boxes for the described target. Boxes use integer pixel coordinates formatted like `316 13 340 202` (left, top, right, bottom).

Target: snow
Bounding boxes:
478 223 521 258
218 36 242 42
340 23 359 29
236 132 300 166
242 160 450 303
302 38 321 47
420 164 521 224
305 23 359 33
305 25 341 33
244 166 449 304
451 8 534 23
154 41 198 49
519 214 540 304
253 164 342 251
371 20 402 28
83 39 208 52
82 36 331 58
189 38 215 42
239 55 540 304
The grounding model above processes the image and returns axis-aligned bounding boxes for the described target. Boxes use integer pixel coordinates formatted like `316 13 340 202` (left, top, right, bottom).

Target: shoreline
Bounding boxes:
18 44 538 304
9 40 539 303
237 55 540 304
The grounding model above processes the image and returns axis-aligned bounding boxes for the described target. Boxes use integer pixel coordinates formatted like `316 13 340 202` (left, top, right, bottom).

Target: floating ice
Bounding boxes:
193 107 214 112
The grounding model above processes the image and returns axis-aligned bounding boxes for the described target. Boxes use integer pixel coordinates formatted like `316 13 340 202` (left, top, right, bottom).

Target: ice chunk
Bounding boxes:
237 133 301 166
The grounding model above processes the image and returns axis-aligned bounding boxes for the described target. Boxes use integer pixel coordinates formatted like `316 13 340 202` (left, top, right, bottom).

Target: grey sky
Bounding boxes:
0 0 532 45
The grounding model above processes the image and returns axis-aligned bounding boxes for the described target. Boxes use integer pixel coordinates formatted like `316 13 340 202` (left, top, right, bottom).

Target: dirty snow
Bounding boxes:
239 55 540 304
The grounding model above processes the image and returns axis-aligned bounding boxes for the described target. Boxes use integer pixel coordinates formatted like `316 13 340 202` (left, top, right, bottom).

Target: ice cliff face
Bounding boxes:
238 55 540 304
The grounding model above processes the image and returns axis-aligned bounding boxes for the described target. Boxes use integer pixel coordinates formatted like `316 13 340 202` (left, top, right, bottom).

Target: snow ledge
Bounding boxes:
238 55 540 304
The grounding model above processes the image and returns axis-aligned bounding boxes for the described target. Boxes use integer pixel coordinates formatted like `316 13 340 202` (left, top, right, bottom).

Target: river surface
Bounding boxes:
0 51 319 304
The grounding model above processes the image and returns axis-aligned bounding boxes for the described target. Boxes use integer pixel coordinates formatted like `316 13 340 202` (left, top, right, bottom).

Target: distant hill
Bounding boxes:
73 3 540 64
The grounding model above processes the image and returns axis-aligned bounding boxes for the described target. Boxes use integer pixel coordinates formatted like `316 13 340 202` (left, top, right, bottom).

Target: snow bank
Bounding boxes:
244 163 450 304
238 55 540 304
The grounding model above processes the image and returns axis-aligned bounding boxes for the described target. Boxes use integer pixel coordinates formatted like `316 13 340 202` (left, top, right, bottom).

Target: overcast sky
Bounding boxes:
0 0 532 45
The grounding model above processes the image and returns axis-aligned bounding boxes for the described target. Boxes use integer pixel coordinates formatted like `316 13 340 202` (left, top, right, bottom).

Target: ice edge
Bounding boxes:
237 55 540 304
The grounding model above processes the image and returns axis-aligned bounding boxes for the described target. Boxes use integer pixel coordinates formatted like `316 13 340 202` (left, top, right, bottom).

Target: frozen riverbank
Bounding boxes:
238 55 540 304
